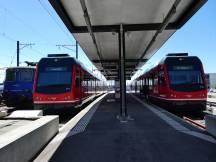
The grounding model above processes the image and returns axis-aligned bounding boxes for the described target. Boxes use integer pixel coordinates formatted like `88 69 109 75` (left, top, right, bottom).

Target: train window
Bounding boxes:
159 71 166 86
6 69 16 81
149 79 152 86
159 77 166 86
154 77 158 86
20 69 34 82
75 69 81 87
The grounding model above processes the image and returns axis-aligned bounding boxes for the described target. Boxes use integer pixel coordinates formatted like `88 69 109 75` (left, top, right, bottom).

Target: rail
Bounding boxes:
205 101 216 115
183 116 206 130
207 101 216 108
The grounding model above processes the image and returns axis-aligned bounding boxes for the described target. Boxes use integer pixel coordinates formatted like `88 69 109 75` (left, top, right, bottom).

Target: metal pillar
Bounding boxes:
17 41 20 67
95 79 96 94
117 24 131 122
76 41 78 59
135 81 137 93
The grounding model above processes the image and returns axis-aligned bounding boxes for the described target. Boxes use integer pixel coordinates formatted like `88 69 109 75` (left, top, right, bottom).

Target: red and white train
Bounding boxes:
33 54 105 110
135 53 207 112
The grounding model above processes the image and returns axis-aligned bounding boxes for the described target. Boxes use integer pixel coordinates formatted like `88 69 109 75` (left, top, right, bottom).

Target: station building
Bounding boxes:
206 73 216 89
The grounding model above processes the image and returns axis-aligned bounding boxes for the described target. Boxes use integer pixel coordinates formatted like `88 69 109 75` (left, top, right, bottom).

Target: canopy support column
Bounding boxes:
117 24 133 122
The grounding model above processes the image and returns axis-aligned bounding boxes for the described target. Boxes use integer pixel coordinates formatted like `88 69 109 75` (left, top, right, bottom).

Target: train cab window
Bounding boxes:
6 69 16 81
20 69 34 82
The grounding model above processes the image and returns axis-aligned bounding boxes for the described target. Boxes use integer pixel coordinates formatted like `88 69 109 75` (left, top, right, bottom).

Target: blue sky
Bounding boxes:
0 0 215 81
0 0 94 68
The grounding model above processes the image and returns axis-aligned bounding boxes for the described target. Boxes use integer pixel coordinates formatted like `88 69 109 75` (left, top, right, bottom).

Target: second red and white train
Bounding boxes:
33 54 105 110
135 53 207 112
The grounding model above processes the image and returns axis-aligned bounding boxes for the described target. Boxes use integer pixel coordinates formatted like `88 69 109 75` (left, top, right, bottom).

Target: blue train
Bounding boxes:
0 68 6 104
3 67 35 108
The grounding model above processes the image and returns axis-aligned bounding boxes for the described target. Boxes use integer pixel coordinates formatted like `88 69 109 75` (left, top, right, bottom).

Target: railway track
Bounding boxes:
181 101 216 130
206 101 216 115
183 116 205 130
0 104 15 115
57 94 103 128
1 94 103 131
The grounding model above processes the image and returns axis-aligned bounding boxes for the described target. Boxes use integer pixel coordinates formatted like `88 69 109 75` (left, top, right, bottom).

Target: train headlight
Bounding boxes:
171 94 176 98
64 96 70 100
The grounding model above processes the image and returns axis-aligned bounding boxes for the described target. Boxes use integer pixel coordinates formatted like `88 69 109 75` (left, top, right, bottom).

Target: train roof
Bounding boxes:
159 55 201 65
5 66 36 70
40 56 101 80
135 53 202 80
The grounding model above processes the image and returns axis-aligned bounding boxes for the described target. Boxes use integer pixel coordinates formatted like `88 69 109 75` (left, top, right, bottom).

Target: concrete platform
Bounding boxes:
0 115 59 162
35 93 216 162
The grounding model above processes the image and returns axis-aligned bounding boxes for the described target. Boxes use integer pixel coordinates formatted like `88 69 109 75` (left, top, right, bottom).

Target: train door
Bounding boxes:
75 66 81 100
158 66 166 97
80 69 84 99
153 74 159 95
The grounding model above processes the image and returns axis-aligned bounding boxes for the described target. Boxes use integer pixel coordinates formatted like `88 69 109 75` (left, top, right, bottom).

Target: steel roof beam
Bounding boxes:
72 23 177 33
104 74 131 77
135 0 181 70
100 65 136 69
80 0 103 60
108 69 135 72
93 59 147 63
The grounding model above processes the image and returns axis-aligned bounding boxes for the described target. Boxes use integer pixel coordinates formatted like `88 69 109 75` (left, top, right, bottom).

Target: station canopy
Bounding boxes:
49 0 206 80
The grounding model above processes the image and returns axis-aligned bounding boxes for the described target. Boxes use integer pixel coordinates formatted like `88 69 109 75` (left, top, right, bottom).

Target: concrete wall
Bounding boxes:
0 116 59 162
206 115 216 137
210 74 216 89
206 73 216 89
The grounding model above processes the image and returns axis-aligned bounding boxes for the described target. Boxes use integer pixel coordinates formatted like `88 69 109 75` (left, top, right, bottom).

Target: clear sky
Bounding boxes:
0 0 215 81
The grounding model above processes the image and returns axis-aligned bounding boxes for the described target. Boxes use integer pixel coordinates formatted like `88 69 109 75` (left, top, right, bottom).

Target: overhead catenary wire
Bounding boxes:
0 32 16 42
0 5 56 46
37 0 74 43
0 1 100 77
56 44 76 52
9 50 17 66
0 3 73 68
26 46 45 58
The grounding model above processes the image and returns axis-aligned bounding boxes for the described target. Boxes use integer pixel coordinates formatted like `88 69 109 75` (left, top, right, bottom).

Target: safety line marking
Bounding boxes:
66 101 100 136
34 93 107 162
131 94 216 144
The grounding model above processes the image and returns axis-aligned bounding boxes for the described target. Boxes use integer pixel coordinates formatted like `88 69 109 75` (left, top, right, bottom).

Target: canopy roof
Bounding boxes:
49 0 206 80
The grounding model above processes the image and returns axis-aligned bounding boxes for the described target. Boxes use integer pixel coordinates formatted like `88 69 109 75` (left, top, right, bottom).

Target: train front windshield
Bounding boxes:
168 65 205 92
36 58 73 94
5 68 34 82
5 69 16 81
20 69 34 82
